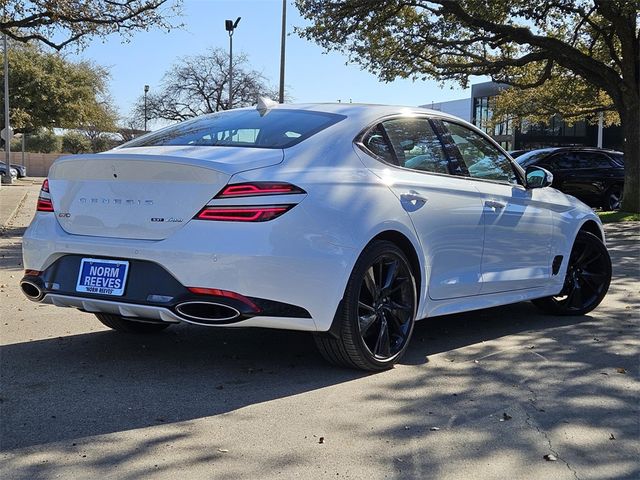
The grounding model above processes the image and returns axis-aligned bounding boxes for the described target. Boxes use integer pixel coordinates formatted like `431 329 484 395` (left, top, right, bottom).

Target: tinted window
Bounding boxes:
444 121 517 184
381 118 449 174
362 125 395 163
121 109 346 149
609 152 624 166
515 149 555 167
551 152 613 169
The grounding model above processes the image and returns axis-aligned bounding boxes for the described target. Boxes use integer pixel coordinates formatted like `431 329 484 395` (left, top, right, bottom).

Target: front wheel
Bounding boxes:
315 240 417 371
95 313 171 334
532 231 611 316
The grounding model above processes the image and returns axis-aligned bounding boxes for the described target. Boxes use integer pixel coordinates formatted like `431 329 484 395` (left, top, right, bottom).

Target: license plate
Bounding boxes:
76 258 129 296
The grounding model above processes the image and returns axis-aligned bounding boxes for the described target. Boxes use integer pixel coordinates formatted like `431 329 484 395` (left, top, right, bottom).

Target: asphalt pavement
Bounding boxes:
0 181 638 479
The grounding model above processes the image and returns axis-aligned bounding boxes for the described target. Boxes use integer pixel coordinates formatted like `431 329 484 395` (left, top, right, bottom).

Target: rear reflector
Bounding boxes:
36 179 54 212
24 270 43 276
195 205 293 222
215 182 305 198
187 287 261 312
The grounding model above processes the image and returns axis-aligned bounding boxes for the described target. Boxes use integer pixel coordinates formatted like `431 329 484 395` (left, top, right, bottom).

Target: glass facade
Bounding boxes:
472 95 513 150
470 82 622 152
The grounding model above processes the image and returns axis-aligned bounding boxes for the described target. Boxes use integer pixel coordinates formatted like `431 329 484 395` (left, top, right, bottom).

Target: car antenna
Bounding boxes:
256 97 278 117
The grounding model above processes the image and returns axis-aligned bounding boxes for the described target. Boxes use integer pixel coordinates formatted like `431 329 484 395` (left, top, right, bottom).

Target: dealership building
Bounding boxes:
421 81 623 152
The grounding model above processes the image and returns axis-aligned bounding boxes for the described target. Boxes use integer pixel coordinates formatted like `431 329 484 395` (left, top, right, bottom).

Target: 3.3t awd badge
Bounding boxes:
151 217 183 223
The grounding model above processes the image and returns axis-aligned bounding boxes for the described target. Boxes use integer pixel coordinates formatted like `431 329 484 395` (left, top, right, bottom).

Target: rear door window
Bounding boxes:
361 117 450 175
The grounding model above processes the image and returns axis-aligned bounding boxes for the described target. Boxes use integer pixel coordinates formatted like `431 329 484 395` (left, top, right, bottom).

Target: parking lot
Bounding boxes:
1 181 638 480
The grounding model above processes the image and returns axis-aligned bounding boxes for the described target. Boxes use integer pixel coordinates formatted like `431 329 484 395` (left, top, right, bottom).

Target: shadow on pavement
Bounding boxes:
0 303 598 451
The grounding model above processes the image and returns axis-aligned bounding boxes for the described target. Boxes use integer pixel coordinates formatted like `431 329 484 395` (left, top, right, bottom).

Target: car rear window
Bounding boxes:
120 109 346 149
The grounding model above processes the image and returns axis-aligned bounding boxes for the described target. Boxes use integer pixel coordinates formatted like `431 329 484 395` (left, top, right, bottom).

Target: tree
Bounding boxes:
296 0 639 212
491 67 620 129
0 0 181 50
0 43 119 134
62 131 91 154
22 128 60 153
134 48 277 123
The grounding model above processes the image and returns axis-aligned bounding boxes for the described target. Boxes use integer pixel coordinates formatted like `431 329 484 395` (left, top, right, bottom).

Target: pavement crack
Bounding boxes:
524 384 580 480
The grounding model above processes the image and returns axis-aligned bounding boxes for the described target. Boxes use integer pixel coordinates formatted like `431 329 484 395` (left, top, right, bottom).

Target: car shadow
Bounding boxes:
0 302 593 451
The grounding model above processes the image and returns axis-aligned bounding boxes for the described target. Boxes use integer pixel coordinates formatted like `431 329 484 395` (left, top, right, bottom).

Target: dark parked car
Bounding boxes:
0 164 18 180
11 164 27 177
516 147 624 210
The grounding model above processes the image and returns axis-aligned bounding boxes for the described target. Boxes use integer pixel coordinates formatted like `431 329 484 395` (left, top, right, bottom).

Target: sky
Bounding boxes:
67 0 479 127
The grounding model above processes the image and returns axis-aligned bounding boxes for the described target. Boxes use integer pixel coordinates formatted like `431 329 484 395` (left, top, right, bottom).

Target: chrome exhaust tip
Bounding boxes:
175 301 241 324
21 280 44 301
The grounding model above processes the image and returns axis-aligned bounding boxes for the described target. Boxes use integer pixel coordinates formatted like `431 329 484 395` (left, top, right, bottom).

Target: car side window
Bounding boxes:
362 124 396 164
443 121 517 184
578 152 614 169
380 118 449 174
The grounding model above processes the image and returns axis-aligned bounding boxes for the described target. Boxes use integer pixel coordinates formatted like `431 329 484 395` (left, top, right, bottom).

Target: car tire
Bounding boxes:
532 231 611 316
601 185 623 211
95 313 171 334
314 240 417 371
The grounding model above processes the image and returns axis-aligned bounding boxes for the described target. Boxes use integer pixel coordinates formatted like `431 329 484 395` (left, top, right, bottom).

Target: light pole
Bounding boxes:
225 17 241 109
144 84 149 132
278 0 286 103
2 32 12 185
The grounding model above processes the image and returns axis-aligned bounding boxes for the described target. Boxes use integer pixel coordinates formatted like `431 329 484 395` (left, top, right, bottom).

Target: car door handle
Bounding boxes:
485 200 506 210
400 191 428 203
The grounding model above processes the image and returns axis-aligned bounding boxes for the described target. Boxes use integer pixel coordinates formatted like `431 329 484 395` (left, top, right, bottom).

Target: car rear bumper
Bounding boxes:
22 212 358 331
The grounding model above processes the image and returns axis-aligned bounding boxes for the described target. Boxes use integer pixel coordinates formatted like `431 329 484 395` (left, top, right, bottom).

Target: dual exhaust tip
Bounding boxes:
175 301 242 324
20 280 244 324
21 280 45 301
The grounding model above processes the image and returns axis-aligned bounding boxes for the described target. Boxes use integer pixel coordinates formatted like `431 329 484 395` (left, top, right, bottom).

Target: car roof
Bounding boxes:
522 146 623 155
233 102 465 124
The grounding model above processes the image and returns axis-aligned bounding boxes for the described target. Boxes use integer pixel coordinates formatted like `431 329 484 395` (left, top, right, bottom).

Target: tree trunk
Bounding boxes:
619 98 639 213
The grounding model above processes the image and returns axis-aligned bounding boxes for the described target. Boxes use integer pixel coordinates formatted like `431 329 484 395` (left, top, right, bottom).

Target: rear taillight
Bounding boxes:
196 182 305 222
196 205 293 222
215 182 305 198
36 179 54 212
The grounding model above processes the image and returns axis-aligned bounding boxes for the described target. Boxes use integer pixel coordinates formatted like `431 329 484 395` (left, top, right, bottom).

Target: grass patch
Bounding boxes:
597 211 640 223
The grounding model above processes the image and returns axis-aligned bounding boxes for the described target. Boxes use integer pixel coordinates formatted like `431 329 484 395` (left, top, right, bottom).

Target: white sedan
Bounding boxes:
20 103 611 370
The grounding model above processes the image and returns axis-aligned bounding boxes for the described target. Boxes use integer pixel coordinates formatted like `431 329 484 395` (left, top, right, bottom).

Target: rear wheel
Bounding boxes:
315 240 417 371
601 185 623 211
95 313 171 334
532 231 611 316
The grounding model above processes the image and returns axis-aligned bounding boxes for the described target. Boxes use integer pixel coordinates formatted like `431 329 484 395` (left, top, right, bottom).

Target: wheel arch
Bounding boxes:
323 228 425 339
369 230 423 303
578 219 604 243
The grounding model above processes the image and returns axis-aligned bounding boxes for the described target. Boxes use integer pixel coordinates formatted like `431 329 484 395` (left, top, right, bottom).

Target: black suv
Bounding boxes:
515 147 624 210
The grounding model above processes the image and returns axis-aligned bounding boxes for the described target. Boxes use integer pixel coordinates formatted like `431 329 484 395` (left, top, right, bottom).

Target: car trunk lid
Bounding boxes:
48 146 283 240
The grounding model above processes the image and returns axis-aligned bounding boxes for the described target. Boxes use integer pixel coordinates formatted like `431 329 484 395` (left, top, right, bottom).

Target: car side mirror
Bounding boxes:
525 166 553 189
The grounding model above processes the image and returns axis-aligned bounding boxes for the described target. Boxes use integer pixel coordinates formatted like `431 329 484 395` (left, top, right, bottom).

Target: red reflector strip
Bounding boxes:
216 182 305 198
24 270 43 276
187 287 261 313
195 205 292 222
37 198 54 212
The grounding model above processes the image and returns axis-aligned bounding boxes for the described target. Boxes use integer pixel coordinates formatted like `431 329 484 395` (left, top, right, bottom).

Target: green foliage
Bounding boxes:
23 129 61 153
296 0 639 212
62 131 91 154
597 211 640 224
0 43 119 134
1 1 182 51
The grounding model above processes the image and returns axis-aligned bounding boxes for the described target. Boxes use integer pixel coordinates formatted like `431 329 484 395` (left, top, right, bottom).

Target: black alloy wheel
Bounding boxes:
315 240 417 371
602 185 623 211
532 231 611 316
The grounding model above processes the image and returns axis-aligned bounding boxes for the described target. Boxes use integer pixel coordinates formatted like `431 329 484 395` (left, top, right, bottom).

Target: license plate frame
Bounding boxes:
76 258 129 296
